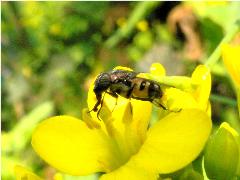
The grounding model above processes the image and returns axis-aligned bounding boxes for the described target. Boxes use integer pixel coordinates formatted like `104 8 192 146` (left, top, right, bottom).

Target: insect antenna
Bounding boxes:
152 99 167 110
153 99 182 113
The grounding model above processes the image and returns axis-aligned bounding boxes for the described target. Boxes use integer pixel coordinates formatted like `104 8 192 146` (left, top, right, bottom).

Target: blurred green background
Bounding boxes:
1 1 240 179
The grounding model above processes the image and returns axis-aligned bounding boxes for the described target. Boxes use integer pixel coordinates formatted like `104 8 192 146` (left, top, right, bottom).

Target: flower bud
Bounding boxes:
204 122 239 180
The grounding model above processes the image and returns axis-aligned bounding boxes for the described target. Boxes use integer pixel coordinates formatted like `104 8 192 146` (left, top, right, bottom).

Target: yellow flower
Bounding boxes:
31 65 212 179
222 43 240 86
222 43 240 116
136 20 149 32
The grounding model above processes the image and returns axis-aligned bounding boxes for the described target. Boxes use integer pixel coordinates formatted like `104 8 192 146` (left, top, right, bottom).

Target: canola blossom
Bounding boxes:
221 43 240 86
30 63 212 179
221 43 240 116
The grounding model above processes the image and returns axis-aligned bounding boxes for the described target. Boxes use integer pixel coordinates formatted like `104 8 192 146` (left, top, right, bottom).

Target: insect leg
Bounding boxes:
153 99 182 113
105 91 119 112
96 92 107 120
157 102 167 110
152 99 168 110
106 91 118 98
88 94 102 113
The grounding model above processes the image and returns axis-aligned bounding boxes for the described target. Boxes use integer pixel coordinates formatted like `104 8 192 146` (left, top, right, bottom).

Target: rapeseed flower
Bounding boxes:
222 43 240 86
31 63 212 179
222 43 240 115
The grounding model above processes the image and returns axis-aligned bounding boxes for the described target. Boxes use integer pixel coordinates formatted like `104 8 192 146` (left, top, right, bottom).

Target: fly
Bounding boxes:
89 69 167 119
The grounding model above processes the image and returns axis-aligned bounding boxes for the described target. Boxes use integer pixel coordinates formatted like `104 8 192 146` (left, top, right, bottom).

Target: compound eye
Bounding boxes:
95 73 111 91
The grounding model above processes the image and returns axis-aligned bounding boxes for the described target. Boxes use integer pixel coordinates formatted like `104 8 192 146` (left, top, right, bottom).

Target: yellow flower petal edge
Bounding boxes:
100 159 158 180
162 87 199 111
14 165 42 180
113 66 133 71
222 44 240 86
31 115 117 175
150 63 166 76
132 109 212 174
220 122 239 137
191 65 211 110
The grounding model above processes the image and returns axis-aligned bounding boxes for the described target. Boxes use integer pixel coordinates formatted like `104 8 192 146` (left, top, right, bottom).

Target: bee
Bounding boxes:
89 69 167 118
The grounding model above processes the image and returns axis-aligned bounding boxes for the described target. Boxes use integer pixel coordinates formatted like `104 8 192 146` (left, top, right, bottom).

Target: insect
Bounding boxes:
89 69 167 118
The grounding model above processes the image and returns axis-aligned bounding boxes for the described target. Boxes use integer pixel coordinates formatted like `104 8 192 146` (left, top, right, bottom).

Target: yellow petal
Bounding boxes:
132 109 212 174
14 165 42 180
162 87 199 111
82 108 101 129
222 44 240 86
110 98 152 160
31 115 116 175
191 65 211 110
130 99 152 143
100 160 158 180
206 101 212 117
150 63 166 76
113 66 133 71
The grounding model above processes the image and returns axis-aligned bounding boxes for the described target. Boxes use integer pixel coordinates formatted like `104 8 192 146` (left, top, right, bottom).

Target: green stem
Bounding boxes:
202 158 210 180
205 19 240 68
210 94 237 107
237 87 240 117
105 2 160 48
2 101 54 154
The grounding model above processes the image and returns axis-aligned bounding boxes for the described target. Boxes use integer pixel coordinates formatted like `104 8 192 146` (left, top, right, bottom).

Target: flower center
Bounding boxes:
99 100 146 171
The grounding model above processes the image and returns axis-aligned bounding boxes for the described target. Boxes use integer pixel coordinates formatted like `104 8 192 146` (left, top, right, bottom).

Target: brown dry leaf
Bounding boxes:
167 5 203 61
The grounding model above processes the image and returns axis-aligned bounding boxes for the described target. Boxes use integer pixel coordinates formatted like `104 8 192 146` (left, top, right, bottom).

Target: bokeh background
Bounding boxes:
1 1 240 179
